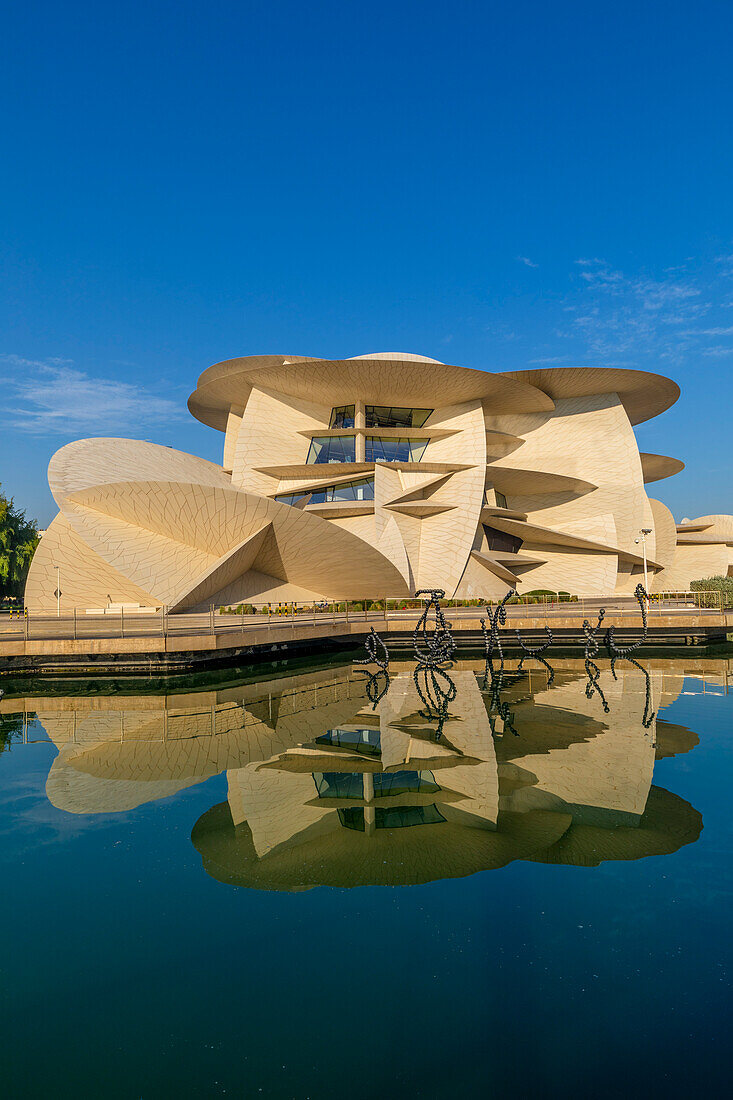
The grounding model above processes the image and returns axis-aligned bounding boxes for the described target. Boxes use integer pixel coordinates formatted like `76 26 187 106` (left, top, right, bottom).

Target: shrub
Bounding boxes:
690 577 733 608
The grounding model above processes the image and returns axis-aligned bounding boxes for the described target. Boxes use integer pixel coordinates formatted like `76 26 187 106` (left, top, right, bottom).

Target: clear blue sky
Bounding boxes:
2 0 732 526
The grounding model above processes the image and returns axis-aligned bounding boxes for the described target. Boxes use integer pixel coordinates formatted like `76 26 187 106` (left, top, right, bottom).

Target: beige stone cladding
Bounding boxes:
39 670 370 813
25 351 719 608
659 515 733 590
27 436 411 610
484 394 655 594
26 512 156 613
500 670 657 823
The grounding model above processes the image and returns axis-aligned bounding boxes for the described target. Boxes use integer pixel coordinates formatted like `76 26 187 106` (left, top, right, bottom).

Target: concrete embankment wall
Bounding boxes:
1 612 731 676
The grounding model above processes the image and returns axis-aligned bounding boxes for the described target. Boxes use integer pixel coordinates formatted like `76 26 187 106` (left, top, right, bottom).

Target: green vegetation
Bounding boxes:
0 715 25 754
217 592 581 614
0 485 39 602
690 576 733 608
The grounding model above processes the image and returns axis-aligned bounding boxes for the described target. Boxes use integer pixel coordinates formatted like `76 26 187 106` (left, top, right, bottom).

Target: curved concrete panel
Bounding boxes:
640 452 686 483
26 349 706 607
501 366 680 425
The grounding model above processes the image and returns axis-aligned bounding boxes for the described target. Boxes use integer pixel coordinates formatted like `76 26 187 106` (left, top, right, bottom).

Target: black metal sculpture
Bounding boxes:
480 662 519 738
411 589 457 737
364 667 391 710
583 607 610 712
413 663 458 737
603 584 656 727
356 583 657 731
619 655 656 729
606 583 650 674
354 626 391 709
515 624 555 685
354 626 390 670
413 588 456 666
479 589 515 674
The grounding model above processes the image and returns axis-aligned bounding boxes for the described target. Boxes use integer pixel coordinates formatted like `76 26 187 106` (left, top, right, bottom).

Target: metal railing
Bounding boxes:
0 591 727 643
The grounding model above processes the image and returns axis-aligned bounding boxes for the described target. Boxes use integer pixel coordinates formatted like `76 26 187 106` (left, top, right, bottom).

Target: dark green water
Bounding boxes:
1 659 731 1098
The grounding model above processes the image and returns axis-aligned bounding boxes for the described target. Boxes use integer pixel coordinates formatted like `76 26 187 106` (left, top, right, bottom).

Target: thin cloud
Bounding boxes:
679 325 733 336
552 259 725 363
0 357 184 434
517 256 539 268
702 346 733 357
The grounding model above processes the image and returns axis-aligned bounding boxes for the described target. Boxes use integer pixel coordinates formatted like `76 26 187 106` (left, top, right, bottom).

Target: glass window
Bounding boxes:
373 770 439 797
329 405 355 428
313 773 364 800
337 804 446 831
366 437 429 462
307 436 356 464
275 477 375 507
331 477 375 502
338 806 366 832
316 728 381 756
484 485 509 509
484 524 523 554
375 804 446 829
365 406 432 429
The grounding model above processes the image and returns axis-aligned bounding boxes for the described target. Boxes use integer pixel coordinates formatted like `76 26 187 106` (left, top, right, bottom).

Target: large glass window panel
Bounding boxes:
373 770 439 797
366 437 429 462
331 478 375 502
483 524 523 554
338 804 446 831
306 436 356 464
274 477 374 508
313 773 364 799
329 405 355 428
274 491 305 506
365 406 432 428
375 805 446 829
316 728 381 755
338 807 365 832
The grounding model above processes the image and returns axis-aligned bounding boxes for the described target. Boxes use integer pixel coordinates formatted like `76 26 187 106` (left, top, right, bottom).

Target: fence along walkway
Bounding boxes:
0 591 728 643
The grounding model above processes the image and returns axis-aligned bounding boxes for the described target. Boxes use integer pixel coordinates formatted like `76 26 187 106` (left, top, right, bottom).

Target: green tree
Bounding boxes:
0 485 39 601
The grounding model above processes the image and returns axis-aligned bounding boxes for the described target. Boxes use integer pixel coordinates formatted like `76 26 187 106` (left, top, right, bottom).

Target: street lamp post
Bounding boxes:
55 565 61 618
634 529 653 603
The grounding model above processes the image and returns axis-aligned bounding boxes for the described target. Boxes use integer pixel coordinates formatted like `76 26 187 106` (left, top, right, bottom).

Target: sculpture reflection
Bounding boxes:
10 657 703 890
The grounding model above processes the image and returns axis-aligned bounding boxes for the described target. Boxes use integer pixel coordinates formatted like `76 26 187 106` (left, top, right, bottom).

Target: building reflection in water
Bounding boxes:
8 660 704 890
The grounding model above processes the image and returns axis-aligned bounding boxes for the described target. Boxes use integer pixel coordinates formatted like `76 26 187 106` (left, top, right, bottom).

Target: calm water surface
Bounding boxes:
2 657 731 1098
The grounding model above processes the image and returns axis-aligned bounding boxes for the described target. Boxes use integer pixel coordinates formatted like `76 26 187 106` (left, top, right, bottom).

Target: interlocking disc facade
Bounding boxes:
24 352 732 610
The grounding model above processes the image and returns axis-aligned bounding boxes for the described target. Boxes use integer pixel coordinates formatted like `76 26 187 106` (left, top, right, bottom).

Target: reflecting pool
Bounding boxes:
2 657 732 1097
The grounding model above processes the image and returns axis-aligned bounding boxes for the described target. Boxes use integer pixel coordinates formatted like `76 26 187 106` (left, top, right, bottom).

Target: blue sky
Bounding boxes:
2 0 732 526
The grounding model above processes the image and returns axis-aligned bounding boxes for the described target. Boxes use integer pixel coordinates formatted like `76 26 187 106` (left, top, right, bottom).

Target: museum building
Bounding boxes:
24 352 732 611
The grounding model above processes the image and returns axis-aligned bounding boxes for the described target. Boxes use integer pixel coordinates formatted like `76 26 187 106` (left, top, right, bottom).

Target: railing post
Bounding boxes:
120 606 124 639
345 600 349 623
210 604 215 635
73 607 77 641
